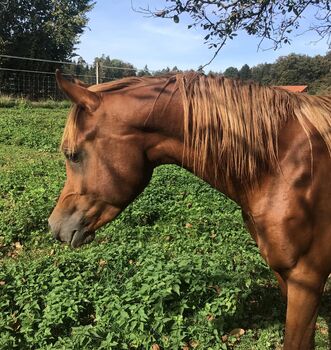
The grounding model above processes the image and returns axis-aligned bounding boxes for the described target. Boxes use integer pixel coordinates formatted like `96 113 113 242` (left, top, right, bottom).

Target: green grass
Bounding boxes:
0 105 330 349
0 95 71 109
0 107 66 152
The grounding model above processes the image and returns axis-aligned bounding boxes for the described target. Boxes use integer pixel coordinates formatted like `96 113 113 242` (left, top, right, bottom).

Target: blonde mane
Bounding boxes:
177 73 331 182
61 73 331 184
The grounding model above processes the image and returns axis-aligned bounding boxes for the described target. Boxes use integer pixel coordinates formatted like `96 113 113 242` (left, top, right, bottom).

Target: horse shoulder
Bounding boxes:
243 120 331 273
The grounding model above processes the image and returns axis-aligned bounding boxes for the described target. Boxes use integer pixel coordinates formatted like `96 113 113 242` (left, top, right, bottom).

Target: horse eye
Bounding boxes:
64 151 80 163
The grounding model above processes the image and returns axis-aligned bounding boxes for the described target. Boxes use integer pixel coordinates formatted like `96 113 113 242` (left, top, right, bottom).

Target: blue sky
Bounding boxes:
76 0 330 73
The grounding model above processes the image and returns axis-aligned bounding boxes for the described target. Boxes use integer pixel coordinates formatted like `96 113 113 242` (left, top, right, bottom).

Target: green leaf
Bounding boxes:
173 284 180 295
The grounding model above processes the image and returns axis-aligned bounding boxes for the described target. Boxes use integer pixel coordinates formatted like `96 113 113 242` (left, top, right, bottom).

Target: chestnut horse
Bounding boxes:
49 70 331 349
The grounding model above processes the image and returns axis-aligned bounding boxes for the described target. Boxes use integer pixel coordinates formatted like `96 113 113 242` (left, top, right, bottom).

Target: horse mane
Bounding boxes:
61 73 331 185
88 75 175 93
177 73 331 183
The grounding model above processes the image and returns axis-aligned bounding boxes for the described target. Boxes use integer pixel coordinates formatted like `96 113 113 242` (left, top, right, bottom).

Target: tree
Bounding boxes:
223 66 239 79
0 0 94 68
138 1 331 65
171 66 181 72
243 52 331 94
65 56 91 82
94 55 136 81
138 65 152 76
239 64 251 80
250 63 275 85
272 53 331 85
153 67 171 76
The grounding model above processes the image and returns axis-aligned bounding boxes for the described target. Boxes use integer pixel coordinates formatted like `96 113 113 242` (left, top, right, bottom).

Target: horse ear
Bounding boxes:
56 70 100 113
72 76 91 88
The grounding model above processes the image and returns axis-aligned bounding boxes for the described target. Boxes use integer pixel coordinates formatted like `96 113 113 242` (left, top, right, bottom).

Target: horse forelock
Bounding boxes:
61 104 80 155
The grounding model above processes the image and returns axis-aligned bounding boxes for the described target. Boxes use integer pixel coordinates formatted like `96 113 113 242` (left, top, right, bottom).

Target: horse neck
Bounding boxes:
143 87 244 204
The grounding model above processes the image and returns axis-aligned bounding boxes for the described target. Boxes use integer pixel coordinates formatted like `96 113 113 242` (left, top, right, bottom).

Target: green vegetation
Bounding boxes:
0 0 94 63
0 96 71 109
222 52 331 95
74 52 331 96
1 105 330 349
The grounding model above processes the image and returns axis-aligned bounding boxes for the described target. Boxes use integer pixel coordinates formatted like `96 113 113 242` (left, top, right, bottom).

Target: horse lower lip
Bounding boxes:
71 230 95 248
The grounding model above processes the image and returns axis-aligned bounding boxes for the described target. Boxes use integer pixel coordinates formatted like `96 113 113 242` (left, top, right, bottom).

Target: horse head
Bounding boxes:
48 71 161 247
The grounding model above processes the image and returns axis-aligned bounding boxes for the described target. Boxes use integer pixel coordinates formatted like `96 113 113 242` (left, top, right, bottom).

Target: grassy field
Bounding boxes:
0 103 330 349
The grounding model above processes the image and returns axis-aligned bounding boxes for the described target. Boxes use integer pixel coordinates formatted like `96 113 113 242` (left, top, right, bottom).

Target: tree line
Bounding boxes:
220 52 331 95
64 55 183 83
81 52 330 95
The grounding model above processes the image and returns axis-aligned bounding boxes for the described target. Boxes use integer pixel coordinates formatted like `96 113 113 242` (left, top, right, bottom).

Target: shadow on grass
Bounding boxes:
216 281 285 349
318 280 331 349
238 280 331 349
243 284 284 324
235 279 331 349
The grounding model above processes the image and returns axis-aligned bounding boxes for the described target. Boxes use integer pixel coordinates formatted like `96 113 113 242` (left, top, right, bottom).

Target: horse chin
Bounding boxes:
71 230 95 248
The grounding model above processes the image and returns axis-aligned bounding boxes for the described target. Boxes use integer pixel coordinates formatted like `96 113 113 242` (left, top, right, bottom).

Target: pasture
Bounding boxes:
0 103 330 349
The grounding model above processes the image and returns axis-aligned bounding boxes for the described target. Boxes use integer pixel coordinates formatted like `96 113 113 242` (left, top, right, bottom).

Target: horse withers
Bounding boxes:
48 70 331 349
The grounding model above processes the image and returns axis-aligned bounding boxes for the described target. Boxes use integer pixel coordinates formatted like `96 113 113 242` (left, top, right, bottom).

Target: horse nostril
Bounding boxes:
69 229 77 242
48 212 84 244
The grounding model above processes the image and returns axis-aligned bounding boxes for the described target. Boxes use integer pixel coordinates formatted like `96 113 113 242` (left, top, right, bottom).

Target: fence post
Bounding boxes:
96 61 100 84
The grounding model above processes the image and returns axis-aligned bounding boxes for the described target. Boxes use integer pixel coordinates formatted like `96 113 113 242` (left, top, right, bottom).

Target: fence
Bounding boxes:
0 55 139 100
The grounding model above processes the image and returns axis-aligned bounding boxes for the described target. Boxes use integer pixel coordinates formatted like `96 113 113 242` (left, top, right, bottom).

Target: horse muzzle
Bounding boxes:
48 210 95 248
